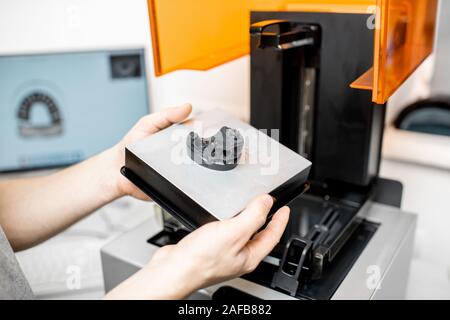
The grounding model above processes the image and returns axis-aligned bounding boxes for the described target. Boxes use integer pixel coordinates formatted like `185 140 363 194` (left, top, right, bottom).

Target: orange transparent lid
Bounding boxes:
360 0 437 103
147 0 373 75
147 0 437 104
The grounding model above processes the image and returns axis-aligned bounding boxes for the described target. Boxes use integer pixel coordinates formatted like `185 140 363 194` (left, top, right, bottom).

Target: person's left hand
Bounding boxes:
106 103 192 200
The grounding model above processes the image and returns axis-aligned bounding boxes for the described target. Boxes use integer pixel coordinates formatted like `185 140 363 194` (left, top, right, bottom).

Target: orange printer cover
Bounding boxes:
147 0 438 104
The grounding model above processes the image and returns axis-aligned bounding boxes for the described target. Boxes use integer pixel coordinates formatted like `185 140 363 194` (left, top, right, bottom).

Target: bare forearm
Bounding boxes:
0 105 193 252
0 146 122 251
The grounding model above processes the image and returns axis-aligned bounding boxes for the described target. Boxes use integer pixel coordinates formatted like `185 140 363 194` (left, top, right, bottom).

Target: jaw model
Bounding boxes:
186 126 244 171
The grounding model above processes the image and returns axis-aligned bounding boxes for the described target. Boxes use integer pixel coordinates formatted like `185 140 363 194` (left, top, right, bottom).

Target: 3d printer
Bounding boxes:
101 0 438 300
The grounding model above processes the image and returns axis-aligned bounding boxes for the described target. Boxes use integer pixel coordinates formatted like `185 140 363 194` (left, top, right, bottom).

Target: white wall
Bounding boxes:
0 0 250 119
0 0 149 54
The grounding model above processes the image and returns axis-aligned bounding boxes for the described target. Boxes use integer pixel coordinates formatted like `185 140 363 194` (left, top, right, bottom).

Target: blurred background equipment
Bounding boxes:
394 97 450 137
0 49 149 172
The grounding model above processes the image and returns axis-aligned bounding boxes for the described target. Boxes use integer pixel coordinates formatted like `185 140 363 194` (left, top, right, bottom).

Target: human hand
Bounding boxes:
104 103 192 200
104 194 290 299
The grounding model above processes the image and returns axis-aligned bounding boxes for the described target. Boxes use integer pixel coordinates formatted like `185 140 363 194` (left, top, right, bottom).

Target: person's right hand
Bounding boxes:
105 194 290 300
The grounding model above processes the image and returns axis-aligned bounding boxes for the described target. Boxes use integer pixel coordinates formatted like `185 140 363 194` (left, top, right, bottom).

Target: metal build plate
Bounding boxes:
126 109 311 221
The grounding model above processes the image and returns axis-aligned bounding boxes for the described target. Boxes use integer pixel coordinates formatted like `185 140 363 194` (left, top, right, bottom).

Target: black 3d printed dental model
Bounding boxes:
187 126 244 171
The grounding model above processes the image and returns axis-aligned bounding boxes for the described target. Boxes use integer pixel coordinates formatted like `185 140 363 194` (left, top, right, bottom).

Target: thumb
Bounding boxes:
137 103 192 135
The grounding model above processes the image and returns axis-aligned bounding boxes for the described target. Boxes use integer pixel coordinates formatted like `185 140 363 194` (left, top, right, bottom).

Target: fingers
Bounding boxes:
139 103 192 134
227 194 274 243
242 206 290 272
